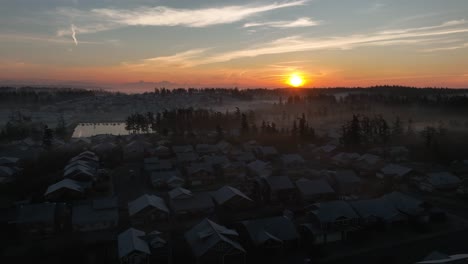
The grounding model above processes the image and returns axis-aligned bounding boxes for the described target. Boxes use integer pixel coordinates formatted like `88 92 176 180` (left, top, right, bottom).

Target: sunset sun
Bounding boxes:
287 74 305 87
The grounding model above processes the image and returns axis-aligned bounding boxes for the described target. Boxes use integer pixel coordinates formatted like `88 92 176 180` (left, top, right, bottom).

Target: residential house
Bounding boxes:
175 152 199 166
240 216 299 250
185 218 245 264
72 197 119 232
306 200 360 244
45 178 86 201
331 152 360 168
202 155 229 168
169 187 214 218
216 140 232 154
118 228 151 264
389 146 410 162
64 164 96 182
0 166 20 183
186 163 216 186
295 178 336 203
92 142 118 155
416 251 468 264
152 146 171 158
150 170 184 189
71 151 99 164
377 164 413 180
255 146 279 160
333 170 362 196
0 156 20 167
232 151 256 163
426 172 462 191
124 140 152 160
128 194 169 226
313 145 337 159
211 186 253 210
144 158 173 173
281 154 306 175
264 176 297 203
450 160 468 176
172 145 194 154
222 161 246 181
354 154 384 176
381 192 427 220
349 197 405 226
15 202 59 236
247 160 273 178
196 144 219 155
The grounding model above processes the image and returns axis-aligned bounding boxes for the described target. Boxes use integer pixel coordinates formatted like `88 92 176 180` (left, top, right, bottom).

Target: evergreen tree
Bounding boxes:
291 120 298 138
391 116 403 137
241 113 249 136
55 114 67 139
42 125 53 148
216 124 223 141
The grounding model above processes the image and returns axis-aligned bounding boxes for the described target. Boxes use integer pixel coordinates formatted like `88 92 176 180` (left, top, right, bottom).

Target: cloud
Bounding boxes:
422 42 468 52
56 1 308 35
243 17 320 28
0 33 100 45
378 19 466 35
71 24 78 45
129 20 468 68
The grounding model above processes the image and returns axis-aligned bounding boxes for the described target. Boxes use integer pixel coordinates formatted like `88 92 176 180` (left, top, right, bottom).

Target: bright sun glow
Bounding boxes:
287 74 305 87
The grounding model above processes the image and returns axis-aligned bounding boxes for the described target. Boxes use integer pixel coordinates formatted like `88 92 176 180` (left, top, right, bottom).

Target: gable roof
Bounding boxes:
349 198 404 222
72 203 118 226
185 218 244 257
427 172 461 187
241 216 299 246
0 166 16 177
151 170 183 185
212 186 253 205
169 187 193 200
187 163 213 175
172 145 194 153
196 144 219 153
176 152 199 163
416 254 468 264
380 164 413 178
0 157 19 166
381 192 424 215
296 178 335 197
144 159 173 172
266 176 295 191
335 170 361 184
247 160 272 178
318 145 337 153
45 179 84 196
118 228 151 258
332 152 360 164
128 194 169 216
17 202 57 224
170 191 214 213
257 146 278 156
281 154 305 165
311 200 359 223
358 154 381 165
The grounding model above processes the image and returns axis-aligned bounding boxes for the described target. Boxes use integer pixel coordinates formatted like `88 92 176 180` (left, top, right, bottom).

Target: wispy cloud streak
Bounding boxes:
130 20 468 68
243 17 320 28
71 24 78 45
56 1 308 35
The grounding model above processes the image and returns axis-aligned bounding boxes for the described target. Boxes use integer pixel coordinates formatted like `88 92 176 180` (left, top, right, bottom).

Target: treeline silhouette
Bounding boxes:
0 87 96 104
124 108 316 141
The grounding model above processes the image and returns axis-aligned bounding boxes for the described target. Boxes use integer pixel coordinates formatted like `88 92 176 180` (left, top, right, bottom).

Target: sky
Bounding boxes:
1 0 468 90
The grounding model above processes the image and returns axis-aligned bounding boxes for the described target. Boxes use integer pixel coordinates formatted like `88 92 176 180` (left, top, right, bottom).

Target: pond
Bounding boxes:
72 122 130 138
